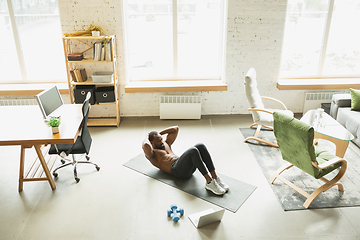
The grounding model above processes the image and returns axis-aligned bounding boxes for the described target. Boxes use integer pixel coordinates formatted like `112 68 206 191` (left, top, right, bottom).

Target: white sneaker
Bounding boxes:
205 179 226 195
215 177 229 192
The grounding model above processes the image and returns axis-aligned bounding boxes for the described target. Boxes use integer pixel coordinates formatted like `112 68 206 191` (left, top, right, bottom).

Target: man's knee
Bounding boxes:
188 146 200 156
194 143 207 150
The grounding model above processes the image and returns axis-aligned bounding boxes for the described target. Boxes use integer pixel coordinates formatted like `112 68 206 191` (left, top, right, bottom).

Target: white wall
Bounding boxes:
58 0 306 117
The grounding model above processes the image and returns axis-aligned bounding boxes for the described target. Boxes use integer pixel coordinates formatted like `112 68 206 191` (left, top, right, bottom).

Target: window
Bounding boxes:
280 0 360 78
124 0 225 81
0 0 65 83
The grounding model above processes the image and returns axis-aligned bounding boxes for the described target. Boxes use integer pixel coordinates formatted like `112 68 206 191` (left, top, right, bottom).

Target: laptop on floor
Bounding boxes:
188 208 225 228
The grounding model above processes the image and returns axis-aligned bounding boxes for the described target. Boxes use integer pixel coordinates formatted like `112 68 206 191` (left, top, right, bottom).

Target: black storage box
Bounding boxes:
95 86 115 103
74 85 96 105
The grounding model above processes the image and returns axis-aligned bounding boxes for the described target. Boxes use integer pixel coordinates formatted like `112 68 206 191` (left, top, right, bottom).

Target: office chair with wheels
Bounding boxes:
48 92 100 183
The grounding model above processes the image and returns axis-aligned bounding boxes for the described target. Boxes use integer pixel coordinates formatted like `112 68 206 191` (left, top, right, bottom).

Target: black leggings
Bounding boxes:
171 143 215 179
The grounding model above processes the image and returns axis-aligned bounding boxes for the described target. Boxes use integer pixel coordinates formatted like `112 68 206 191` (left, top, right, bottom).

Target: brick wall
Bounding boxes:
58 0 306 117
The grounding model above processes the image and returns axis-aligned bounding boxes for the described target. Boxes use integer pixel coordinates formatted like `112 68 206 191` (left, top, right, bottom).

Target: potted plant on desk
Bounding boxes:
48 117 61 134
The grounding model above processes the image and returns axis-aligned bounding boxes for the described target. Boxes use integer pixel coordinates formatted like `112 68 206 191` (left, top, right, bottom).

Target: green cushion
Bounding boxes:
350 88 360 111
314 146 342 178
273 112 342 179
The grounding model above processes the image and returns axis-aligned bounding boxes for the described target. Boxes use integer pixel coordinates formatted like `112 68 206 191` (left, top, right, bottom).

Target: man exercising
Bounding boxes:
142 126 229 195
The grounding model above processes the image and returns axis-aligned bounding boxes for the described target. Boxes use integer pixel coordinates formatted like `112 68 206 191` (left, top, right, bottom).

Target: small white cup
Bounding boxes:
92 31 100 36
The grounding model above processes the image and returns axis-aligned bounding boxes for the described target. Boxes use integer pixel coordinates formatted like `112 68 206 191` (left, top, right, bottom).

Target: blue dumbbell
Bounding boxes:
167 204 184 222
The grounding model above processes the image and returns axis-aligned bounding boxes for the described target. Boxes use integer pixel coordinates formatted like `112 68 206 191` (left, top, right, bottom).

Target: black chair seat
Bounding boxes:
49 137 86 155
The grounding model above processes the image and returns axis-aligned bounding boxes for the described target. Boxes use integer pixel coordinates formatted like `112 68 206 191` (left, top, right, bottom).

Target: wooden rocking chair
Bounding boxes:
244 68 293 147
269 111 347 208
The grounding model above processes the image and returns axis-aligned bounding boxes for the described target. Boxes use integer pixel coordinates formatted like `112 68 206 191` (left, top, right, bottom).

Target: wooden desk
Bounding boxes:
0 104 83 191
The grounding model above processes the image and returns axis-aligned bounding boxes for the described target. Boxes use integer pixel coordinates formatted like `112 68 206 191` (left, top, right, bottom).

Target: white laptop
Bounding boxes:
188 208 225 228
35 86 64 120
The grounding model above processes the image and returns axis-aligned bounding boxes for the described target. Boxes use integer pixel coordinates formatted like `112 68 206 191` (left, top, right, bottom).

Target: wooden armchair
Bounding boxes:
269 111 347 208
244 68 293 147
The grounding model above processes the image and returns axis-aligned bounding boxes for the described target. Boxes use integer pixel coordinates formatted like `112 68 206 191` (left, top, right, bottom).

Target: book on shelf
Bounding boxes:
100 45 105 61
70 69 77 82
68 53 83 61
93 42 102 61
71 68 87 82
104 41 112 61
93 40 112 61
80 68 87 82
74 69 82 82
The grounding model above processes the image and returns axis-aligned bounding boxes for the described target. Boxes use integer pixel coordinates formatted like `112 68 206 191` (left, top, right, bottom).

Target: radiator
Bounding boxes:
0 99 37 106
160 95 201 119
303 91 347 113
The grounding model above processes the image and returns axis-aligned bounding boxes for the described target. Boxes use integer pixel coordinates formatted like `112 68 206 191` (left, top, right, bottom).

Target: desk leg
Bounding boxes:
18 145 26 192
34 145 56 190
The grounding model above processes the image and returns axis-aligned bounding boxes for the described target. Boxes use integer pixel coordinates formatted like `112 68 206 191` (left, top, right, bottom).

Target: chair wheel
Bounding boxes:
53 172 58 178
86 155 90 160
96 166 100 171
61 160 65 164
75 177 80 183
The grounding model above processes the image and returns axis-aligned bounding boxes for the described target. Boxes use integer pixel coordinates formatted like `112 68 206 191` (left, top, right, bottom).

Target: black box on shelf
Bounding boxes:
74 85 96 105
67 53 83 61
95 86 115 103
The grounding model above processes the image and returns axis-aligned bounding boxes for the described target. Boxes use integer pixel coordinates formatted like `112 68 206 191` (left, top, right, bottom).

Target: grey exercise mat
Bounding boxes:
241 127 360 211
123 154 256 213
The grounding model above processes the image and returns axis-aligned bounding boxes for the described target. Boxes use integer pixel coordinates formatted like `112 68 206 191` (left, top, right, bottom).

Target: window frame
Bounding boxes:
1 0 64 84
279 0 360 81
6 0 26 81
123 0 227 83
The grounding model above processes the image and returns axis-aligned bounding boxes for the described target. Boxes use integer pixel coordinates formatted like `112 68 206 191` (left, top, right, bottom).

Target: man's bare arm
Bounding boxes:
142 138 154 160
142 138 162 169
159 126 179 146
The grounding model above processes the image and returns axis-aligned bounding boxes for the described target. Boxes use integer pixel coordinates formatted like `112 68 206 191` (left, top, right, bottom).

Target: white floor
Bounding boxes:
0 115 359 240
